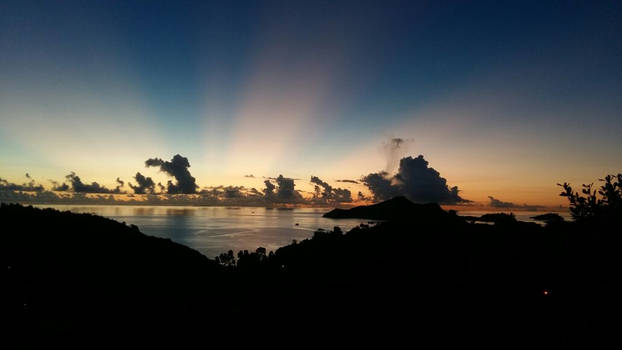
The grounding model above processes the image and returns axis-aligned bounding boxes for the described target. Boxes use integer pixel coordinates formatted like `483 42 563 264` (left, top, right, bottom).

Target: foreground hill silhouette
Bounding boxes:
2 204 230 337
3 174 621 339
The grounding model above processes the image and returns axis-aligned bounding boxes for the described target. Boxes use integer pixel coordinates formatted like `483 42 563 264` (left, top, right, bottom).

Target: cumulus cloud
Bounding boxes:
50 180 69 191
129 172 156 194
145 154 198 194
310 176 353 204
361 155 466 204
62 172 125 194
360 171 400 200
0 178 44 192
263 180 276 196
263 175 303 203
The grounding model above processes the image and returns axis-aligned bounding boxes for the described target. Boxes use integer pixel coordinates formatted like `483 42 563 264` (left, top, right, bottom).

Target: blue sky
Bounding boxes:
1 1 621 205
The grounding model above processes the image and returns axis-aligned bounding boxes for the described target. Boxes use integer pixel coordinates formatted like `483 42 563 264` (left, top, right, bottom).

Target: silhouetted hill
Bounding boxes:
323 196 454 221
1 203 228 337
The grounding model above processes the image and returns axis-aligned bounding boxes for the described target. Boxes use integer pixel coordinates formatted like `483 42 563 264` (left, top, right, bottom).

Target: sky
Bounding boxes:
1 0 621 207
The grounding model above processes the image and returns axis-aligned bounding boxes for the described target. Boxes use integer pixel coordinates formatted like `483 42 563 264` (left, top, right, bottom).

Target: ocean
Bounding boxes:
33 205 367 257
32 205 572 258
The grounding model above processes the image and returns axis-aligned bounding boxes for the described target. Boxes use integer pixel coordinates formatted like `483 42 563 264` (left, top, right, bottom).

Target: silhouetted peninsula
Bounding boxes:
323 196 452 221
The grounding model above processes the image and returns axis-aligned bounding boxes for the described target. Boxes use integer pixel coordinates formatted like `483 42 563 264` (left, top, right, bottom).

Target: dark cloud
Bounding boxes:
25 173 31 179
50 180 69 191
310 176 332 194
211 186 247 199
336 179 359 184
115 177 124 192
263 175 303 203
263 180 276 196
63 172 124 194
145 154 198 194
361 155 466 204
310 176 352 204
0 178 44 192
275 175 302 202
197 185 265 204
488 196 516 208
129 172 155 194
244 174 255 178
357 191 369 201
488 196 543 211
360 171 400 200
157 182 166 193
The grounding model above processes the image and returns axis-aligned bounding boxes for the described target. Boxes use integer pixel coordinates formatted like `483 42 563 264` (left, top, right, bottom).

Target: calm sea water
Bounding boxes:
32 205 572 258
33 205 368 257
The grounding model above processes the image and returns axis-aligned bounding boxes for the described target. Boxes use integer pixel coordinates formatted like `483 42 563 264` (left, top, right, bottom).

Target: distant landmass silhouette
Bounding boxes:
323 196 453 221
531 212 565 223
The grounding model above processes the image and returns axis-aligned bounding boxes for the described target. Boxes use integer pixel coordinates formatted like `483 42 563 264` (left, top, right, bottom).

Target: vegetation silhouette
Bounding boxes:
3 173 621 339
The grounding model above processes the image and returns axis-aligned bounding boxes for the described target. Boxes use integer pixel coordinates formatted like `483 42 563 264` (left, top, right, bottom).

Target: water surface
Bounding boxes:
35 205 368 257
33 205 572 257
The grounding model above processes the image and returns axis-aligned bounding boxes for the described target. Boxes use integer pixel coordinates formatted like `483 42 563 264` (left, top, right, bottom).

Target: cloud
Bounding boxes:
336 179 359 184
62 172 125 194
274 175 303 203
244 174 255 178
145 154 198 194
129 172 155 194
157 182 166 192
0 178 44 192
488 196 543 211
263 180 276 195
263 175 303 203
383 137 413 172
25 173 31 179
488 196 516 208
50 180 69 191
361 155 466 204
310 176 353 204
115 177 124 192
360 171 400 200
357 191 369 201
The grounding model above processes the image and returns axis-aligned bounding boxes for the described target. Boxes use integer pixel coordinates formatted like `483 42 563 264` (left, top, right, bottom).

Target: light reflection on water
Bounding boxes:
34 205 368 257
32 205 573 257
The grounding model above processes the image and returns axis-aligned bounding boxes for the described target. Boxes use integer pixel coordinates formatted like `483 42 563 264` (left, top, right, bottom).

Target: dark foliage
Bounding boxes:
559 174 622 221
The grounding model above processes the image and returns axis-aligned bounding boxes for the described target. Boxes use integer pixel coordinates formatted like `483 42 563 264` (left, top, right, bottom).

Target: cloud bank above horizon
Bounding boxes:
1 151 486 207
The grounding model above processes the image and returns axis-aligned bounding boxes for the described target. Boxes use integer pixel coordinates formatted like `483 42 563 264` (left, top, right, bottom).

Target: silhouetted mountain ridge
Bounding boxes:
323 196 453 221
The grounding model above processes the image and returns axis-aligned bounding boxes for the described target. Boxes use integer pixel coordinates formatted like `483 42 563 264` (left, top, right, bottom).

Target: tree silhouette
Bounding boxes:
558 174 622 221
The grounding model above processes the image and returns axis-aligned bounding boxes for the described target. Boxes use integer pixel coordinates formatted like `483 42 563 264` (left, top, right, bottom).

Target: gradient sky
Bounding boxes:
1 0 621 206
